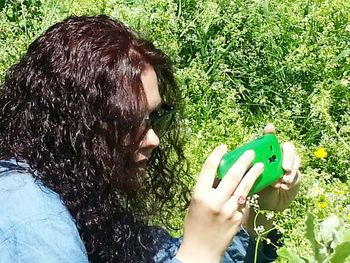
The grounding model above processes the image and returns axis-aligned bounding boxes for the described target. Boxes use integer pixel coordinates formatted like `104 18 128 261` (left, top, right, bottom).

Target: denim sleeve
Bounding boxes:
0 215 89 263
152 228 182 263
154 227 280 263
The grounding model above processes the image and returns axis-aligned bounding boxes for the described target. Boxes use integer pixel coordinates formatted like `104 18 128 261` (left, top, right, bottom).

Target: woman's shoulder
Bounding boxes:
0 159 89 262
0 159 72 226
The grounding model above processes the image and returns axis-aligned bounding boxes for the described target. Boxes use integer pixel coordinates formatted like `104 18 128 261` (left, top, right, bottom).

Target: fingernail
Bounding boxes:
281 184 289 191
218 144 227 151
283 162 293 172
245 150 255 158
256 162 265 171
283 175 293 184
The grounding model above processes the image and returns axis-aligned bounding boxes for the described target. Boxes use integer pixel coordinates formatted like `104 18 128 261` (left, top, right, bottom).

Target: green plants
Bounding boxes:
277 213 350 263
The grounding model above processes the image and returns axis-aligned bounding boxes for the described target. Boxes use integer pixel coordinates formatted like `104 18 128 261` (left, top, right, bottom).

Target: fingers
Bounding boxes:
216 150 255 199
282 154 300 183
234 162 264 196
194 146 263 217
281 155 301 191
271 151 301 190
281 142 296 172
263 123 276 134
194 145 227 193
222 162 264 213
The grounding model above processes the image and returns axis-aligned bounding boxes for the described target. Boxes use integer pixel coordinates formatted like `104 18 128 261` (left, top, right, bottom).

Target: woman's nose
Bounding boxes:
141 128 160 149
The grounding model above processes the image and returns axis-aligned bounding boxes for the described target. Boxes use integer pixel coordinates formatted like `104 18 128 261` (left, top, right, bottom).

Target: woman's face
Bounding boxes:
131 65 162 175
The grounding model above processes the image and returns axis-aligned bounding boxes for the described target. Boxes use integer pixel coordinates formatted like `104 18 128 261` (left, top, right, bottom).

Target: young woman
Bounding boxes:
0 15 301 262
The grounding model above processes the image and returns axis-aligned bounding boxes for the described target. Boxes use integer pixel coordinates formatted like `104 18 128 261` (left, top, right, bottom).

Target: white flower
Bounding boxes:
247 194 260 211
319 246 328 256
340 79 349 87
266 212 274 220
254 225 265 234
309 183 324 198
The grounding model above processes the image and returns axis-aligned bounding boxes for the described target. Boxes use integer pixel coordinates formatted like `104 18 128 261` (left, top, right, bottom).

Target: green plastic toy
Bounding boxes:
217 134 284 195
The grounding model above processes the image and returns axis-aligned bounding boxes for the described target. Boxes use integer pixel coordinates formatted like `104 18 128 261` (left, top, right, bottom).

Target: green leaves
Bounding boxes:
334 49 350 62
329 241 350 263
277 213 350 262
0 0 4 11
277 247 308 263
306 213 324 262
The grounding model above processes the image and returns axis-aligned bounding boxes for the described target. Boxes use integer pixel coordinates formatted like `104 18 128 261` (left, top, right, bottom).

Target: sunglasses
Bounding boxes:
144 103 175 138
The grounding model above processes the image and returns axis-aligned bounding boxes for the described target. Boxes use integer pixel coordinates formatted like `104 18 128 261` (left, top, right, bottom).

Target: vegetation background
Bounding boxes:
0 0 349 261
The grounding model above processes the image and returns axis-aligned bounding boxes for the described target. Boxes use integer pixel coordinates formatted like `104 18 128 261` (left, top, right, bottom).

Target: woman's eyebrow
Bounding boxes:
156 102 163 109
153 102 163 111
147 102 162 115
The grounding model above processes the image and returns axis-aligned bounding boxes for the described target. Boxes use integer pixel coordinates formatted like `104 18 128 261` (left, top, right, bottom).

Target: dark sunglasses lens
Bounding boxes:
152 111 175 137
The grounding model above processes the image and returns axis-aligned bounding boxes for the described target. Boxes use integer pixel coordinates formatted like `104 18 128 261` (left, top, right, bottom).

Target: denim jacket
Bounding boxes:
154 225 279 262
0 160 279 262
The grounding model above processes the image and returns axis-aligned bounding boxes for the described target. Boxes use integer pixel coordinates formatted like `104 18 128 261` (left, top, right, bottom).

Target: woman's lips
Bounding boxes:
132 159 149 174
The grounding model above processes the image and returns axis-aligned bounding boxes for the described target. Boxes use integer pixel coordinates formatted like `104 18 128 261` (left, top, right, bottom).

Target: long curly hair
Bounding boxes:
0 15 190 262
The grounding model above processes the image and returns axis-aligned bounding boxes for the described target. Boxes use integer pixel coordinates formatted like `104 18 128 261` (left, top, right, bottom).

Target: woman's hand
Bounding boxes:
257 124 301 211
176 145 264 263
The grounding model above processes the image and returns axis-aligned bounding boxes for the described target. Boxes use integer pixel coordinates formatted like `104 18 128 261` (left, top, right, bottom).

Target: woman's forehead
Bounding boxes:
141 65 162 112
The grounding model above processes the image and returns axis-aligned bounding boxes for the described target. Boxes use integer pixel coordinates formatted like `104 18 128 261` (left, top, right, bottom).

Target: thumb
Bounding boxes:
263 123 276 135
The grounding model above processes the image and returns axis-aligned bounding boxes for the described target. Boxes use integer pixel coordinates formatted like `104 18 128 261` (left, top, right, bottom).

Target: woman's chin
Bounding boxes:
122 165 147 191
120 174 142 191
132 159 148 174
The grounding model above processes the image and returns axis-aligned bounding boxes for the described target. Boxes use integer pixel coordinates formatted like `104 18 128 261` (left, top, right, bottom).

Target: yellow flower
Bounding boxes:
314 148 328 158
334 189 345 195
318 201 328 209
347 213 350 220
